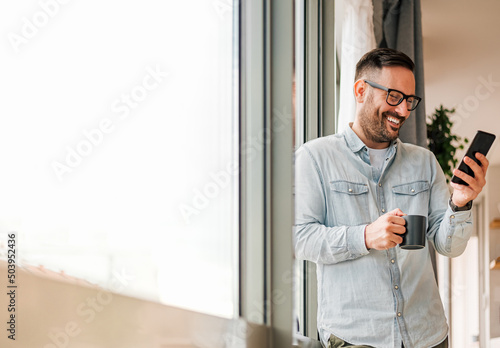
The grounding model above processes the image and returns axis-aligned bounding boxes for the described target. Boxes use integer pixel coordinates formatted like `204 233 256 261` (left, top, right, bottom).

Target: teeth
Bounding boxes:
387 116 400 125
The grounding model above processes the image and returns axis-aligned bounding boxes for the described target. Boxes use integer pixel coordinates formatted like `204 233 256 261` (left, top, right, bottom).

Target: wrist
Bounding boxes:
364 225 371 249
449 193 473 212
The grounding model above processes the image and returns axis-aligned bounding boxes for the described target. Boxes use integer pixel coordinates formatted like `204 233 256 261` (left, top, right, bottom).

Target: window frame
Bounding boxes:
296 0 337 342
239 0 295 346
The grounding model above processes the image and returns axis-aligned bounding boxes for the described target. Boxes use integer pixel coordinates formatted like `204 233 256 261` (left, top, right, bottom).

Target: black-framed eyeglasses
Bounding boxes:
364 80 422 111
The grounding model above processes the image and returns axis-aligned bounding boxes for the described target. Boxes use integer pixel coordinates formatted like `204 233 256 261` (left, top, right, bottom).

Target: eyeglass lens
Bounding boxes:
387 91 418 111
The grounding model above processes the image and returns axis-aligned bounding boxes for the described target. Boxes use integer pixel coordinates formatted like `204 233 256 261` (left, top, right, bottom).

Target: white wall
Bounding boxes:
422 0 500 167
422 1 500 344
488 165 500 338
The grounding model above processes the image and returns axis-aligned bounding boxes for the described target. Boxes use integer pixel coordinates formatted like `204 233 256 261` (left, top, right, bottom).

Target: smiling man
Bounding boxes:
294 48 489 348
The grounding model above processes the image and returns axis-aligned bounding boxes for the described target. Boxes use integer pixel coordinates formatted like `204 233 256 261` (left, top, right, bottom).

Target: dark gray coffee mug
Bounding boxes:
400 215 427 250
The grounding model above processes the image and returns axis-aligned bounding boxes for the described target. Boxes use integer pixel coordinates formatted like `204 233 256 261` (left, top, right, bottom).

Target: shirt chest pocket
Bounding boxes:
329 180 370 226
392 181 430 215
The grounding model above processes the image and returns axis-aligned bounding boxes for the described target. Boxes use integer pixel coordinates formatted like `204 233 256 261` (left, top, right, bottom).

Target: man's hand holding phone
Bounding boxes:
450 152 489 207
450 130 495 208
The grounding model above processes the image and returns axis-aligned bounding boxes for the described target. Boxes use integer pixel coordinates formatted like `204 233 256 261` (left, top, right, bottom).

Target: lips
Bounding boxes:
385 114 405 129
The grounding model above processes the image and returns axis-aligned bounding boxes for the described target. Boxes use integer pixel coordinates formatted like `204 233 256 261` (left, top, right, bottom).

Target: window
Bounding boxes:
295 0 337 341
0 0 238 318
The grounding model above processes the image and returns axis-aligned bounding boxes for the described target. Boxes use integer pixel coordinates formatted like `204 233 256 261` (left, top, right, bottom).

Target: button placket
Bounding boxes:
388 249 406 337
376 179 386 216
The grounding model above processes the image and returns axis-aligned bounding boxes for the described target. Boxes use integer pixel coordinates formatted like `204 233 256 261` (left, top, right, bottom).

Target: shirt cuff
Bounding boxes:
443 206 473 252
445 205 472 223
346 225 370 258
448 195 473 212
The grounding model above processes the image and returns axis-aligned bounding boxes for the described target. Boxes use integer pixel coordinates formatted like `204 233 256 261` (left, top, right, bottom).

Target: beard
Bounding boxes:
358 93 406 144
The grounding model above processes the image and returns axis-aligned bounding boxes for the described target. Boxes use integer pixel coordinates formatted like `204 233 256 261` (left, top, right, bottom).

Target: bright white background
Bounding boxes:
0 0 237 318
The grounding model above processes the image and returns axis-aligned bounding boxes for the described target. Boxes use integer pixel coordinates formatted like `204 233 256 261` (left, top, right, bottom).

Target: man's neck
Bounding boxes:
350 122 390 149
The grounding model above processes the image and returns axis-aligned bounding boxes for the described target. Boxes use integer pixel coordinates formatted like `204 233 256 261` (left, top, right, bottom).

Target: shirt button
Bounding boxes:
447 236 452 239
382 209 386 213
391 259 395 264
397 312 402 317
348 188 353 193
378 183 382 187
394 285 399 290
451 215 455 219
411 189 415 193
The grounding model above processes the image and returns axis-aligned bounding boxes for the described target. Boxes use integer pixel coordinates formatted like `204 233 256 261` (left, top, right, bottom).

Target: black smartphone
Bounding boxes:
451 130 496 186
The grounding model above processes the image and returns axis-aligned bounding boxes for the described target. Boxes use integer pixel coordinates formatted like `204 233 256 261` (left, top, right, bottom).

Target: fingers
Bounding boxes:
450 173 478 199
386 209 406 231
459 154 488 180
384 217 406 233
475 152 490 172
365 209 408 249
387 208 406 217
380 240 401 250
452 154 488 197
368 231 402 250
465 155 487 185
381 233 404 249
449 181 474 196
452 167 480 193
389 233 404 245
391 224 406 235
385 214 406 231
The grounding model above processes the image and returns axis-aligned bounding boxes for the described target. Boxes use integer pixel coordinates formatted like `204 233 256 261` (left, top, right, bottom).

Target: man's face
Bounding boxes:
358 66 416 144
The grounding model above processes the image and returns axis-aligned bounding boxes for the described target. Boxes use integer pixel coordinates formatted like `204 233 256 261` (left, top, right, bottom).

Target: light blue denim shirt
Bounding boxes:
294 126 473 348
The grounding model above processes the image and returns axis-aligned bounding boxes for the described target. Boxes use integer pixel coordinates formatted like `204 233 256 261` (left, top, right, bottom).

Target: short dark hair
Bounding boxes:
355 48 415 81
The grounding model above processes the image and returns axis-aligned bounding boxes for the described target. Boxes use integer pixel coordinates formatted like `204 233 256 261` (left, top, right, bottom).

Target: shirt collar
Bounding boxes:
343 124 399 153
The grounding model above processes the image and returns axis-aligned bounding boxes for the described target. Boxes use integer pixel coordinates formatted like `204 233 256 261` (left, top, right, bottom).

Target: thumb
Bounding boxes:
387 208 406 217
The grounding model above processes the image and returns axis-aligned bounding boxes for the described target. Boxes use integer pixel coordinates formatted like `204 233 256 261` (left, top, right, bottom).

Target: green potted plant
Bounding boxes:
426 105 469 182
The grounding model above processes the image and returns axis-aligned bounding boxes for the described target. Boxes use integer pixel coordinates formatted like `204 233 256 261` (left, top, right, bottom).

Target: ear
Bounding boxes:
354 79 367 103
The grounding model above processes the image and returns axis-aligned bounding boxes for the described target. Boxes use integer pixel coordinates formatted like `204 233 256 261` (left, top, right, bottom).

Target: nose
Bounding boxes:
395 98 411 118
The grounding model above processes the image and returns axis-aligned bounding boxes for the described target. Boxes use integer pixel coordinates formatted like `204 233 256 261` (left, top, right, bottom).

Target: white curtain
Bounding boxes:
337 0 376 133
